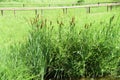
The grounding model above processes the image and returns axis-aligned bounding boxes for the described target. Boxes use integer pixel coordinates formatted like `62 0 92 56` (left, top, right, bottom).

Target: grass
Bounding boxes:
0 2 120 80
0 15 30 48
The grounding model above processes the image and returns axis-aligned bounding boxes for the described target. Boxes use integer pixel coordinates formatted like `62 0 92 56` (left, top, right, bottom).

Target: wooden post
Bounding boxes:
87 7 90 13
65 8 67 14
107 6 109 12
35 9 38 15
110 5 112 11
41 9 43 16
14 10 16 16
63 8 67 14
63 8 65 14
1 10 3 16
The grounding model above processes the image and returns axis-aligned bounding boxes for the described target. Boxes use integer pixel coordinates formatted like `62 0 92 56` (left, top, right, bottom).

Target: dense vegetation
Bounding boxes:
22 15 120 80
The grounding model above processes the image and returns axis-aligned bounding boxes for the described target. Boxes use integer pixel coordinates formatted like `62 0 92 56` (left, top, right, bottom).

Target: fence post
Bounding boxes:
65 8 67 14
63 8 65 14
63 8 67 14
35 9 38 15
41 9 43 16
107 5 109 12
1 10 3 16
87 7 91 13
14 10 16 16
110 5 113 11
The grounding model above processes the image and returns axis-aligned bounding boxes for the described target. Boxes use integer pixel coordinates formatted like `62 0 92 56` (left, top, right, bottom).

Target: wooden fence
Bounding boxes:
0 2 120 16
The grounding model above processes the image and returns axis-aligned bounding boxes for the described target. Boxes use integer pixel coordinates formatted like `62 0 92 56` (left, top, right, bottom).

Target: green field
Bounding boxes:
0 0 120 80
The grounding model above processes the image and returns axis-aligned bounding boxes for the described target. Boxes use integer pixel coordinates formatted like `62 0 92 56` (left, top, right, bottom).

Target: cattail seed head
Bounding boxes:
59 21 64 27
89 23 92 26
45 19 47 26
51 26 54 31
57 20 60 24
70 17 75 26
72 17 75 23
50 21 52 26
40 20 44 29
84 24 88 29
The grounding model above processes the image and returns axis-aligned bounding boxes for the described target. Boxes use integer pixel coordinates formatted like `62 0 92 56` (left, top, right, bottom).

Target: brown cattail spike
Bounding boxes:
40 20 44 29
50 21 52 26
84 24 89 29
70 17 75 26
45 19 47 26
57 20 59 24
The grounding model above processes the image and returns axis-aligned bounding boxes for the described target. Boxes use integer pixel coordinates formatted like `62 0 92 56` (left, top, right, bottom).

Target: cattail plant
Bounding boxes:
7 15 120 80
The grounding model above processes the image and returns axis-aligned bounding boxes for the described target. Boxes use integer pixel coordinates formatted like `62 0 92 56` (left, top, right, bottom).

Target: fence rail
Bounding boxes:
0 2 120 16
0 2 119 4
0 2 120 7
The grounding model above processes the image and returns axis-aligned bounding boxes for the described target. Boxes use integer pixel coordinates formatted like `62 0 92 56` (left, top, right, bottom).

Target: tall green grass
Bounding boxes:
16 14 120 79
